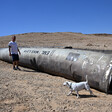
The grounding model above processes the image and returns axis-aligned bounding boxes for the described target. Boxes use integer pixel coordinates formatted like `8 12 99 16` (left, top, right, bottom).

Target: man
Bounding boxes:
8 36 21 70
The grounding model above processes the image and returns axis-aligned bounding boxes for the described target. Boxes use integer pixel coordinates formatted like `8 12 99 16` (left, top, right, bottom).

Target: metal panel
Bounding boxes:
0 47 112 93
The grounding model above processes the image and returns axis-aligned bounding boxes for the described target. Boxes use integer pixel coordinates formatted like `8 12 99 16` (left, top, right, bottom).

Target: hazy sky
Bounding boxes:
0 0 112 36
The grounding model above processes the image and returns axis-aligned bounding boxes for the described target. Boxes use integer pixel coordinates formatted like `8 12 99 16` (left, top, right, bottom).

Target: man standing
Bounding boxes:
8 35 21 70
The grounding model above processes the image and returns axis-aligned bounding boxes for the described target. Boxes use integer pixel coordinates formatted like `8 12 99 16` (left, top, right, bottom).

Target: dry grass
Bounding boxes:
0 32 112 112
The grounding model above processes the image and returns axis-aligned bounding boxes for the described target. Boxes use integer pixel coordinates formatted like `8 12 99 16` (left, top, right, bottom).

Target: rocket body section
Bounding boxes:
0 47 112 93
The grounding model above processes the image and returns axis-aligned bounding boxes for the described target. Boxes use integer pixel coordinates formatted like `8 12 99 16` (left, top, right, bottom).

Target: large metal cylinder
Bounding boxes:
0 47 112 93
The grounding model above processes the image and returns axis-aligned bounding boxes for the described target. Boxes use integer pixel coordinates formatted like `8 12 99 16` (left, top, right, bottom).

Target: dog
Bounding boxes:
63 75 94 98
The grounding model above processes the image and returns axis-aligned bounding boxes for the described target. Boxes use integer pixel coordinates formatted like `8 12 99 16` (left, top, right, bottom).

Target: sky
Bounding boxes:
0 0 112 36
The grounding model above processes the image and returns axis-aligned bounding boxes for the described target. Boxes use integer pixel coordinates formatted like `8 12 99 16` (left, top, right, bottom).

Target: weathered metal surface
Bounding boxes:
0 47 112 93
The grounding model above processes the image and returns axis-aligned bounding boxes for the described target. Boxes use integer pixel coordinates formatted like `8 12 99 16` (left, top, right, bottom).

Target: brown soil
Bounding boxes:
0 32 112 112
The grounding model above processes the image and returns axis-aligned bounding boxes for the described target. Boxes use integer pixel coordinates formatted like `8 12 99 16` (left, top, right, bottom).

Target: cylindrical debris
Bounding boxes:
0 47 112 93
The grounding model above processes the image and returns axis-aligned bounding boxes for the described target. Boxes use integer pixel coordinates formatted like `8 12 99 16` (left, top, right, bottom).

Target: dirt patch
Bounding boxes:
0 32 112 112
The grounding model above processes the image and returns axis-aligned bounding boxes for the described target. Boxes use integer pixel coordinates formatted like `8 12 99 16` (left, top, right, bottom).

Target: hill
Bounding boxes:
0 32 112 50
